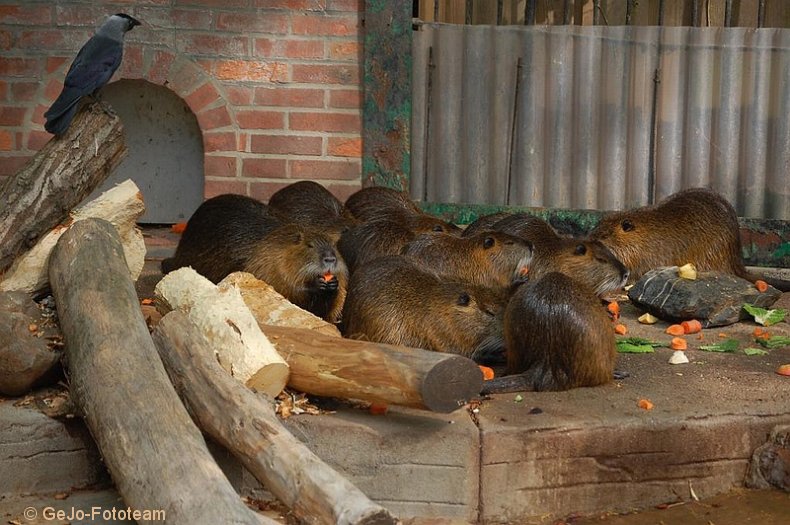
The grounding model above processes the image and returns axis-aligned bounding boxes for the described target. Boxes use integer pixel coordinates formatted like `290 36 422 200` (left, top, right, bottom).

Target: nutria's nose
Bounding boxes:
323 254 337 266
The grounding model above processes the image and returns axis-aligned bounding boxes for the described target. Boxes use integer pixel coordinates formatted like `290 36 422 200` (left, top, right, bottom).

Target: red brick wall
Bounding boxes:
0 0 364 202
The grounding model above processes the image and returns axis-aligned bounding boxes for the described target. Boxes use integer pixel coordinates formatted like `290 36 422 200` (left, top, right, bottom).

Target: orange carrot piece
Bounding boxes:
171 222 188 234
681 319 702 335
607 301 620 318
637 399 654 410
369 403 389 415
614 323 628 335
670 337 687 351
479 365 495 381
666 324 685 336
777 365 790 377
755 280 769 293
140 298 153 305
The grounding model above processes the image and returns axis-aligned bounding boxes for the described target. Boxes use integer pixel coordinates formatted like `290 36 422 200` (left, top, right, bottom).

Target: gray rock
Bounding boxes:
0 306 61 397
627 266 782 327
0 290 41 318
746 425 790 491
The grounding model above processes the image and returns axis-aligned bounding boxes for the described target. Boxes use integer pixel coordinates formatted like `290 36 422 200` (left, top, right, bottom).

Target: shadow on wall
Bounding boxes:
84 79 205 224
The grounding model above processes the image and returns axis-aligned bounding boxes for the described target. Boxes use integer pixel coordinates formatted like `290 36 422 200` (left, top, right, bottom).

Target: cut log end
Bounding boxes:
421 354 484 412
247 362 290 397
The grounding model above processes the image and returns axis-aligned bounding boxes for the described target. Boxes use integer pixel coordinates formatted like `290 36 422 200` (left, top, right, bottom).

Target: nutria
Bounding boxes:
337 218 417 272
461 212 511 238
486 213 629 296
480 272 617 394
401 231 532 290
267 180 358 242
161 194 348 322
345 186 462 235
342 256 506 360
588 187 790 291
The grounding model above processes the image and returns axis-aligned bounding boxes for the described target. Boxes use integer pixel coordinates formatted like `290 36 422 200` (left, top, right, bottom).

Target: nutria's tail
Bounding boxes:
762 277 790 293
480 374 530 395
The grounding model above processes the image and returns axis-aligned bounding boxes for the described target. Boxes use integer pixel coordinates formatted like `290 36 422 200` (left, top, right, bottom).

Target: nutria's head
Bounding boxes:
402 231 532 290
245 224 348 322
530 239 629 297
408 214 463 236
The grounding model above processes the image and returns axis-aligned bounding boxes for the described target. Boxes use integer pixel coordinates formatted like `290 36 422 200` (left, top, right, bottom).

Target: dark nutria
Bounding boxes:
267 180 358 242
161 193 348 322
342 256 506 360
480 272 617 394
401 231 532 290
337 218 417 272
588 187 790 291
489 213 629 296
344 186 462 235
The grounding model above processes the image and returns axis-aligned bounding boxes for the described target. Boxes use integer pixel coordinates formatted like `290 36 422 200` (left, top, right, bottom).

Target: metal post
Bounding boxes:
524 0 537 25
724 0 734 27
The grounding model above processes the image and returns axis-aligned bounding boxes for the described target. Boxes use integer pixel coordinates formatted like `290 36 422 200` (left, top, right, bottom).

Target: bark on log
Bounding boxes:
264 324 482 413
155 267 289 397
219 272 341 337
154 311 398 525
1 179 145 294
48 218 274 525
0 102 127 274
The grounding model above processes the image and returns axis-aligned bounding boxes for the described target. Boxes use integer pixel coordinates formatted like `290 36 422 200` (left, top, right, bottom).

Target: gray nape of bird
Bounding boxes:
44 13 141 136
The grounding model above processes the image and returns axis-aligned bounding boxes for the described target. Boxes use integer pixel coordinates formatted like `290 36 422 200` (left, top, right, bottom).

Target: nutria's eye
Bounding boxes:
621 219 635 232
574 244 587 256
457 292 471 306
483 237 495 249
432 224 444 232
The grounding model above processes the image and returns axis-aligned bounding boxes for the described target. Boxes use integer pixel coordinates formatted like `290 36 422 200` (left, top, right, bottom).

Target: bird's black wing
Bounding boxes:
45 35 124 133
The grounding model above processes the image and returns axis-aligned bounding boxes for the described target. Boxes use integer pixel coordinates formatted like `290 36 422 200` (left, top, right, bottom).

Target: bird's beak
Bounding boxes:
129 16 141 28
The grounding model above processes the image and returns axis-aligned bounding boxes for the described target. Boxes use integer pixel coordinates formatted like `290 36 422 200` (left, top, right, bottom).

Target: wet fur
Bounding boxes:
342 256 506 359
401 231 533 290
345 186 462 235
337 219 417 272
267 181 358 242
161 194 348 322
481 273 616 394
470 212 629 296
588 187 789 291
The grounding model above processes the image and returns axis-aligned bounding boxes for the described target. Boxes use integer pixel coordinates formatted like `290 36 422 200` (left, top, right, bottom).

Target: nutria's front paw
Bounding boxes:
317 274 339 291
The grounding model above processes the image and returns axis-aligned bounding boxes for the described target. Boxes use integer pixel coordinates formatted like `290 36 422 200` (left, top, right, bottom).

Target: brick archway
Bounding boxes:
33 46 237 194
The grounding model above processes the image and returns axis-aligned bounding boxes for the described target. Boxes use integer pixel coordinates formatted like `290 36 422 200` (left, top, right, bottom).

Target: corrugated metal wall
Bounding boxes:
411 23 790 219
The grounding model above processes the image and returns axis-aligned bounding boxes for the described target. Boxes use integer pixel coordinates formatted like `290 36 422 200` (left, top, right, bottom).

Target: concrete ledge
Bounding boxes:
0 403 108 497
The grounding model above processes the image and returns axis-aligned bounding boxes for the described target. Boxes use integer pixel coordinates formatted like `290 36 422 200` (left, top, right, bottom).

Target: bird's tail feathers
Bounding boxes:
44 100 81 135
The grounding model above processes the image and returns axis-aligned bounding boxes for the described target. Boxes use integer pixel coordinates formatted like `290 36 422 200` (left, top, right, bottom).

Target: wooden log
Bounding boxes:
155 267 289 397
1 179 145 294
0 101 127 274
219 272 341 337
154 311 399 525
264 324 482 413
48 218 274 525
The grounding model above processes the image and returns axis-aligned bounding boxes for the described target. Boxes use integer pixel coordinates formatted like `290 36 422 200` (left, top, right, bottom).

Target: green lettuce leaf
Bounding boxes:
743 303 788 326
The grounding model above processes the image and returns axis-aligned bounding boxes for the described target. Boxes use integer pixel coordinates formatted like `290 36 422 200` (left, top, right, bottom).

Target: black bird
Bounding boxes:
44 13 141 136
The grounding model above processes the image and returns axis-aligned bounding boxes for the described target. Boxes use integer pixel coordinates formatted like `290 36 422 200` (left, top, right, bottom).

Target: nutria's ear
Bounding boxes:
432 224 444 232
291 231 303 244
456 292 471 306
574 243 587 256
621 219 635 232
483 237 496 249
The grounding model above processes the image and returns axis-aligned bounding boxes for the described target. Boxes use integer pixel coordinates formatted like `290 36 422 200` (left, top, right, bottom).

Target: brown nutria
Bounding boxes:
267 180 358 242
161 194 348 322
588 187 790 291
336 218 417 273
488 213 629 296
342 256 507 361
344 186 462 235
401 231 532 290
461 212 511 238
480 272 617 394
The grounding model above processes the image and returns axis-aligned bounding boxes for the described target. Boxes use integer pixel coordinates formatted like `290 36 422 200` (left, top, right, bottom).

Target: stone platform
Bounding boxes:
1 228 789 524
